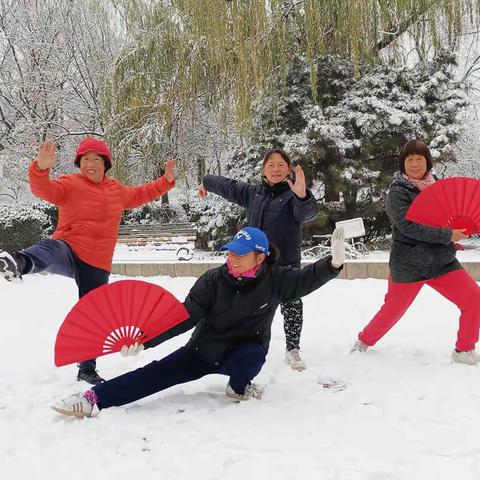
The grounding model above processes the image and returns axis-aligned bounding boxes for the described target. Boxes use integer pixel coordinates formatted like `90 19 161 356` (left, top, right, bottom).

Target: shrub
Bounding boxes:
0 202 50 252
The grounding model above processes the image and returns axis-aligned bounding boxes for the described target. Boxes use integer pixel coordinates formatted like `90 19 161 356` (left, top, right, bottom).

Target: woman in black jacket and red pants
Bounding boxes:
52 226 345 418
199 149 318 371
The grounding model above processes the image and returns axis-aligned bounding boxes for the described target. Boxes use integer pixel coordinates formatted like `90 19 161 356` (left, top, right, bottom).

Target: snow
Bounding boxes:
2 272 480 479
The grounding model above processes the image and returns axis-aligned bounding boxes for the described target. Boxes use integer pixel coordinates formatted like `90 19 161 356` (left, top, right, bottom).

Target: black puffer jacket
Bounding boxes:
386 172 461 282
202 175 318 267
144 257 340 364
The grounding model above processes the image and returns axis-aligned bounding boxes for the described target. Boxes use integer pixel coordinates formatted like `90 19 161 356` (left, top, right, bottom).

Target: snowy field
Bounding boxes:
2 272 480 480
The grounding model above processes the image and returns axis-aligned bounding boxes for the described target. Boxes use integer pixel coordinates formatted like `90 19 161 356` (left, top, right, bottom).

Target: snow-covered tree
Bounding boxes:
0 0 121 200
217 51 467 241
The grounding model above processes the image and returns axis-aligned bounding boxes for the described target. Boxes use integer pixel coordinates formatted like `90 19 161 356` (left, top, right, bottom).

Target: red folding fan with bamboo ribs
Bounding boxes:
405 177 480 235
54 280 189 366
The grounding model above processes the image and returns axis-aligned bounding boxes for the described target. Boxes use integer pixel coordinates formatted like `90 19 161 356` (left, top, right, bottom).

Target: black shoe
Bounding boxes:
77 368 105 385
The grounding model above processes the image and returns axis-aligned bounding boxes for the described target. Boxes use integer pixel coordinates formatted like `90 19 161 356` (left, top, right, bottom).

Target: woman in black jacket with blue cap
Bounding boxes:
52 226 345 418
199 149 318 370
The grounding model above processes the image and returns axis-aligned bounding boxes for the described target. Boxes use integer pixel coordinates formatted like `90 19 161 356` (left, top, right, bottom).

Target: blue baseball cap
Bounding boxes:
220 227 270 255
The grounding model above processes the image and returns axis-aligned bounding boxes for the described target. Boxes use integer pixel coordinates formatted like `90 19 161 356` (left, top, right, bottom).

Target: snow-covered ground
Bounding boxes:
2 272 480 480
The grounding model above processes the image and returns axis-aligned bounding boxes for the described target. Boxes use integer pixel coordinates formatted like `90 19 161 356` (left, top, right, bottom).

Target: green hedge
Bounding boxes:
0 202 52 252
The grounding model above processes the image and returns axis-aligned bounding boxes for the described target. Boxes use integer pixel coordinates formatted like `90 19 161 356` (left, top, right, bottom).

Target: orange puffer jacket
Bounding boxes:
29 161 175 272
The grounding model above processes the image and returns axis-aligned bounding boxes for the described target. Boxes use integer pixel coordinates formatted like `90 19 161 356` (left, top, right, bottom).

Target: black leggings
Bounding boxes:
281 298 303 351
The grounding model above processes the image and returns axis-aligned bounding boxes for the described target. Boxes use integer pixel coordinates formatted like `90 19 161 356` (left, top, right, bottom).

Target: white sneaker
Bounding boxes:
285 348 306 371
225 382 263 401
350 340 369 353
51 392 94 418
451 349 480 366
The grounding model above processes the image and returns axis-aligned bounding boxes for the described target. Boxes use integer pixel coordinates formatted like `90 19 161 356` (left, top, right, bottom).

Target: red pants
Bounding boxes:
358 269 480 351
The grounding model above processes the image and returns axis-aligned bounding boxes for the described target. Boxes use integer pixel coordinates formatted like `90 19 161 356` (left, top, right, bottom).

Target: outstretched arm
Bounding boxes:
143 273 213 349
200 174 255 208
277 228 345 301
277 256 341 303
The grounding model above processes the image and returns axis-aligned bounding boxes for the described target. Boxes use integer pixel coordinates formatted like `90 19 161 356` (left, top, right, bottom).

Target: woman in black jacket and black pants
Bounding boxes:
52 226 345 417
199 149 318 371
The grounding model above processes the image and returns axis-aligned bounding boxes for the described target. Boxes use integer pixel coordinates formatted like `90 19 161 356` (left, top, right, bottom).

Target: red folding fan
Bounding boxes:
405 177 480 235
54 280 189 366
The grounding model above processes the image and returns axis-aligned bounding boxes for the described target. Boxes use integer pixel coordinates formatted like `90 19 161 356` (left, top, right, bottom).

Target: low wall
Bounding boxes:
110 261 480 281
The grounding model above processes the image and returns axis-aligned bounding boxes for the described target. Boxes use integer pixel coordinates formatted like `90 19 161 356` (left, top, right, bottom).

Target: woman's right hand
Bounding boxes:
36 140 58 170
451 229 468 242
198 183 208 198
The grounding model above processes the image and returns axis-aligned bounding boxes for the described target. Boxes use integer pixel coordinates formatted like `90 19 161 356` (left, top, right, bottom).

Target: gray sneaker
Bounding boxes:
225 382 263 401
451 349 480 366
350 340 369 353
285 348 306 371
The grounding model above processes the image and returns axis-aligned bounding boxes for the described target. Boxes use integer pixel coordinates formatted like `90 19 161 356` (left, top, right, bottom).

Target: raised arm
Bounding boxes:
201 174 256 208
386 186 452 244
285 166 318 223
29 141 69 205
122 159 176 209
292 190 318 223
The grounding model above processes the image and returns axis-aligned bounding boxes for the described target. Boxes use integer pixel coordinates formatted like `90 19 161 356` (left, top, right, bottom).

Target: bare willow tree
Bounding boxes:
0 0 120 200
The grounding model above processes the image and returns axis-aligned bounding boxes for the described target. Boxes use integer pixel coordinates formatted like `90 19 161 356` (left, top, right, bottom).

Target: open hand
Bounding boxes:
36 140 58 170
164 159 176 183
286 165 307 199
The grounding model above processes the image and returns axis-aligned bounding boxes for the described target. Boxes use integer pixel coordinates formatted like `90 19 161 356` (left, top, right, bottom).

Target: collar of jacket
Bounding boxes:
220 262 267 287
390 171 420 193
79 173 108 186
261 178 291 196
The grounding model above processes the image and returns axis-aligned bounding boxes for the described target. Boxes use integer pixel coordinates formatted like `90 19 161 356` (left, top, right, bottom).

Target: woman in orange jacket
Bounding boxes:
0 138 176 384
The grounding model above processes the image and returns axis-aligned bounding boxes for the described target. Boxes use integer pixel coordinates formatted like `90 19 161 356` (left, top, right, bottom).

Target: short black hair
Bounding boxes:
399 139 433 173
262 149 292 167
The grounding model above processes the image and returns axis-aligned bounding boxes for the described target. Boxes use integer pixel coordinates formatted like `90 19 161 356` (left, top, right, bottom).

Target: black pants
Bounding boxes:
19 239 110 370
93 342 266 409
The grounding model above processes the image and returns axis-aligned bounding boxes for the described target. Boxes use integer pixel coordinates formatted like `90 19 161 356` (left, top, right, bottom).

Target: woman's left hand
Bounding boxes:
287 165 307 199
331 227 346 268
164 159 176 183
